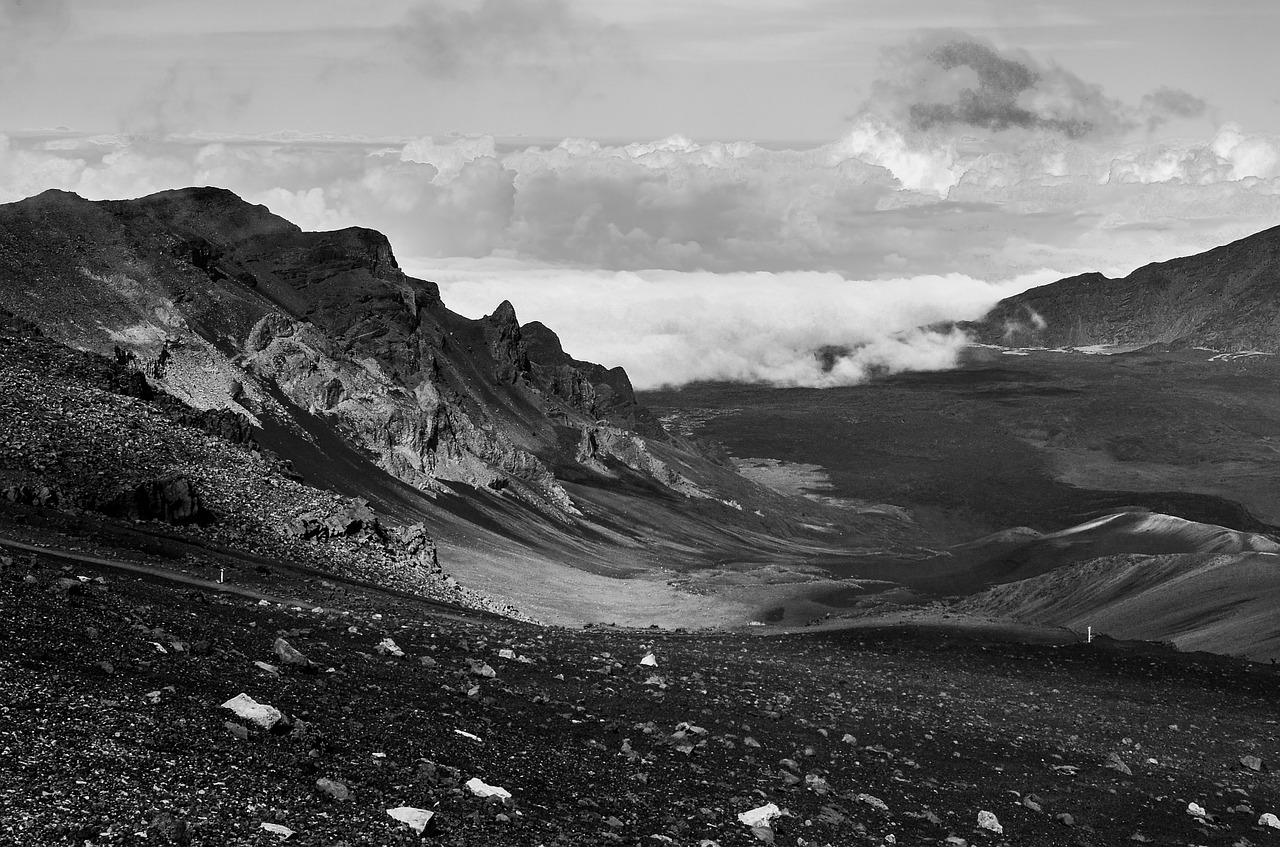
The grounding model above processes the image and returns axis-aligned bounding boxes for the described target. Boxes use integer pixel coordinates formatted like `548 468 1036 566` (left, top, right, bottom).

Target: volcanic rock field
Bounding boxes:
3 189 1280 845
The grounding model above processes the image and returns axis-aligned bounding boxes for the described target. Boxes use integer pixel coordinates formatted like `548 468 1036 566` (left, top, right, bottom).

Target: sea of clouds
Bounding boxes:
3 32 1279 388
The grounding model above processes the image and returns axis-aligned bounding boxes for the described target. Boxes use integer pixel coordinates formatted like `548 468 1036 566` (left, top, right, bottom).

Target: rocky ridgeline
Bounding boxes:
966 223 1280 350
0 187 719 521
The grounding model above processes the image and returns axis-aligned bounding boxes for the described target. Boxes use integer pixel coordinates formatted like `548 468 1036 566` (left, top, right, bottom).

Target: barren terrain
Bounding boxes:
5 531 1280 847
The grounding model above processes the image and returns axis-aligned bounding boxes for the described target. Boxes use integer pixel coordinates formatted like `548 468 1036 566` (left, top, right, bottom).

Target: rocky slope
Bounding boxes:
967 223 1280 350
0 306 518 616
5 536 1280 847
0 187 692 516
0 187 906 626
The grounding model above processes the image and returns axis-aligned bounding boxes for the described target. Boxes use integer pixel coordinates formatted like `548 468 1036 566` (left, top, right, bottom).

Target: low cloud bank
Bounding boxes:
2 117 1277 284
410 262 1050 389
3 29 1279 388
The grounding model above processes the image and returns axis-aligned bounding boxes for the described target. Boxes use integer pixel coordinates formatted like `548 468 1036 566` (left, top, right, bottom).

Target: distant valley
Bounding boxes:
3 187 1280 661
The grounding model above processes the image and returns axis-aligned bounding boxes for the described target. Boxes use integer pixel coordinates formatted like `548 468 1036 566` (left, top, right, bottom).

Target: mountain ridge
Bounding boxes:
967 222 1280 350
0 186 894 625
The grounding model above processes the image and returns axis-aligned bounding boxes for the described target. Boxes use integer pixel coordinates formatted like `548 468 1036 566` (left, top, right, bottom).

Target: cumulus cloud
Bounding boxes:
411 262 1054 389
394 0 624 80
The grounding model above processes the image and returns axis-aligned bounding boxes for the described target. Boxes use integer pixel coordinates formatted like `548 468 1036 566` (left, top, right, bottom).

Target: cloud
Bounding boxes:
411 262 1053 389
1 27 1278 390
393 0 624 80
870 31 1132 141
1140 87 1211 132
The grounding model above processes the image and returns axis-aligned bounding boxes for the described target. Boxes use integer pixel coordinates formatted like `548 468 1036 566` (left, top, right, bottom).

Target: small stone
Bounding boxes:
387 806 434 834
375 638 404 657
466 777 512 801
737 803 781 828
273 638 310 669
259 822 294 840
1106 752 1133 775
468 659 497 678
224 721 250 741
1022 794 1043 813
221 693 284 730
1055 812 1075 827
1187 802 1207 818
1260 812 1280 829
316 777 350 802
1240 755 1265 772
977 810 1002 834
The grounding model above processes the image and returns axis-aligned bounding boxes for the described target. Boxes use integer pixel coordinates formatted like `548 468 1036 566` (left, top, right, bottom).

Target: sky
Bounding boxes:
2 0 1280 388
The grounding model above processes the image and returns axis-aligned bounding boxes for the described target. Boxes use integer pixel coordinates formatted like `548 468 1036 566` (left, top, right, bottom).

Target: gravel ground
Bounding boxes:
3 546 1279 847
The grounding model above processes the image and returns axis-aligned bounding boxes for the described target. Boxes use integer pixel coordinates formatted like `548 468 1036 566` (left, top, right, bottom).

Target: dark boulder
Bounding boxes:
97 473 207 525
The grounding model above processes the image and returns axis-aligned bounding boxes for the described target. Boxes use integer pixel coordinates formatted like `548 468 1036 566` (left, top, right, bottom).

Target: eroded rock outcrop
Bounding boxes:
0 187 729 526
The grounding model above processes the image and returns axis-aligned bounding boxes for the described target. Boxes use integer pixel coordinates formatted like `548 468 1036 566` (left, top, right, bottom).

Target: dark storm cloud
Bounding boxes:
872 31 1132 140
394 0 622 80
909 40 1092 138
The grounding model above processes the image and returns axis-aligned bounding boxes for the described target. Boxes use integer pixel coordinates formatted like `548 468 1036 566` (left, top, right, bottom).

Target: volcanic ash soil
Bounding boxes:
3 546 1280 847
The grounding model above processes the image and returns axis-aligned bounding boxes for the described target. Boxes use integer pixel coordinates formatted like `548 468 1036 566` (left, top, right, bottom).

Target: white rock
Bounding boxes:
375 638 404 657
977 810 1003 834
453 728 483 743
1187 802 1207 818
737 803 781 828
466 777 512 800
1260 812 1280 829
640 652 658 667
259 822 294 839
498 648 517 659
221 693 283 730
386 806 434 833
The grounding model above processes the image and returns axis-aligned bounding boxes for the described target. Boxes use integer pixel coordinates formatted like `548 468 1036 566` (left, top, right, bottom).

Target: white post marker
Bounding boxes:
219 568 225 584
1087 626 1093 643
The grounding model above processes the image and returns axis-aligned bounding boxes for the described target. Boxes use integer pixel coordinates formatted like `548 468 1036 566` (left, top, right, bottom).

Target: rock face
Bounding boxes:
0 188 696 518
97 473 207 525
967 224 1280 350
